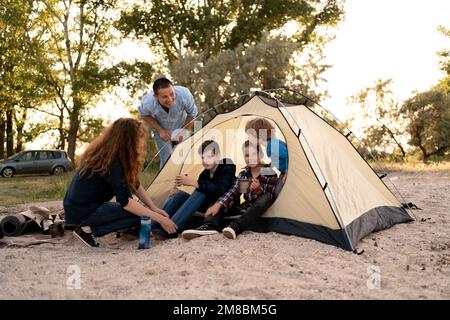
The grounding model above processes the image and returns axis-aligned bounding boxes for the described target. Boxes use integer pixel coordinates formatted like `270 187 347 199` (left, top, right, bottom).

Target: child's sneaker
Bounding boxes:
182 224 219 240
222 222 240 240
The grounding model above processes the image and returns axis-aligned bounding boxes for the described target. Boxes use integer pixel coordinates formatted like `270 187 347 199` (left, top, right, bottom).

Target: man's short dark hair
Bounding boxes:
199 140 220 155
153 78 173 95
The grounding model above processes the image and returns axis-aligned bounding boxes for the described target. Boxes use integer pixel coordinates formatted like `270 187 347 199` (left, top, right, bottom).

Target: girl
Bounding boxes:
63 118 177 247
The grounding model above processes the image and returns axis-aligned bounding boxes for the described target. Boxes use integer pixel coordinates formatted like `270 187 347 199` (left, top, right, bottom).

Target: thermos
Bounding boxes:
138 216 151 249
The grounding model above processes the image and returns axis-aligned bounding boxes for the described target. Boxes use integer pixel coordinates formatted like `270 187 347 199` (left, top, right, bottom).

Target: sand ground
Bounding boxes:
0 169 449 299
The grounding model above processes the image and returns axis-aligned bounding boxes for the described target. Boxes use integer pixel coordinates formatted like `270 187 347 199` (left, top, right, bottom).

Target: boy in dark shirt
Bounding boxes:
153 140 236 238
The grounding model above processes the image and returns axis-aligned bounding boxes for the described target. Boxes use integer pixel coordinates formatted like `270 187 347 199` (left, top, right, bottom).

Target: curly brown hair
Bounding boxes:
78 118 148 190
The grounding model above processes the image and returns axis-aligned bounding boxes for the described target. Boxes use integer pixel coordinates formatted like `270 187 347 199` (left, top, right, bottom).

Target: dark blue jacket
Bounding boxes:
64 159 135 225
196 158 236 208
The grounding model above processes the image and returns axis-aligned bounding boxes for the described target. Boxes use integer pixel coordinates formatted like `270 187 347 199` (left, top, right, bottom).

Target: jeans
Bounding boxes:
81 202 141 237
155 190 207 232
154 134 173 169
204 193 273 233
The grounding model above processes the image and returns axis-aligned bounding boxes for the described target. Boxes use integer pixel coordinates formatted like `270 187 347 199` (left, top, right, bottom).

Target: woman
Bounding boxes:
63 118 177 247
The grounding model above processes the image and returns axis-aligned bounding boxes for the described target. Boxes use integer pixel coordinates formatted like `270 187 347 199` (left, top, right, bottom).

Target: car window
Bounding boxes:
46 151 55 159
37 151 49 160
19 152 34 161
52 151 62 159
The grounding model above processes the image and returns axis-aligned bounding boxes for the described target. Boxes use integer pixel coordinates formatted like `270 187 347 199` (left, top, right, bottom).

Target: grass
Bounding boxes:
376 161 450 172
0 173 74 206
0 167 160 207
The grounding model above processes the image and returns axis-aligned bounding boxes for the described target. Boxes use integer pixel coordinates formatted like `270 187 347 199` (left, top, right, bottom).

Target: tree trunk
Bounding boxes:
15 109 27 153
382 124 406 159
6 109 14 157
58 109 65 150
67 98 81 160
0 112 5 159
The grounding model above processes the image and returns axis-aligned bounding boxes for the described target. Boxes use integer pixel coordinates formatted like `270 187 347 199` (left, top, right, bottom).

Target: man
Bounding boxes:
138 77 198 168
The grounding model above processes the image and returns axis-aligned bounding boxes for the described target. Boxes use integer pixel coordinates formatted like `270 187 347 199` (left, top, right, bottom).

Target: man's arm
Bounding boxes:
183 116 195 130
140 115 171 141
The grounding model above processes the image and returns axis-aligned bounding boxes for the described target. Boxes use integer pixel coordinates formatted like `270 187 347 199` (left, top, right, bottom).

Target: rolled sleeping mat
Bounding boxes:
0 214 29 236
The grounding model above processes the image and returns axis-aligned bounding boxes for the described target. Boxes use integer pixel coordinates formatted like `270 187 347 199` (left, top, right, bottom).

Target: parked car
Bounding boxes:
0 150 73 177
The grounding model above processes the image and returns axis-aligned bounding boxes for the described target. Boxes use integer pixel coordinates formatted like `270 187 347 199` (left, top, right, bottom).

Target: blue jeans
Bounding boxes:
81 202 140 237
155 190 206 232
154 134 173 169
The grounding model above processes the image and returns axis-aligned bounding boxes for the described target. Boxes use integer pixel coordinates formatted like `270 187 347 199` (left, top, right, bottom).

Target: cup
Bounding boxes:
238 178 251 193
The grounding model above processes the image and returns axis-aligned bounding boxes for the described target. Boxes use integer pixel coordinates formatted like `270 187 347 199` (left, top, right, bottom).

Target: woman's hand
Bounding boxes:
157 216 178 234
154 208 169 218
175 175 198 188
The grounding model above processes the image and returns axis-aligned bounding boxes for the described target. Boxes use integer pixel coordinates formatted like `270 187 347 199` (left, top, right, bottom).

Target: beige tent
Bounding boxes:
146 92 412 250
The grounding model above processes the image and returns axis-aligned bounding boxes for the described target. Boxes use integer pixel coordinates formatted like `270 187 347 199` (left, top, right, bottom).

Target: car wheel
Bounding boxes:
1 167 15 178
52 166 65 175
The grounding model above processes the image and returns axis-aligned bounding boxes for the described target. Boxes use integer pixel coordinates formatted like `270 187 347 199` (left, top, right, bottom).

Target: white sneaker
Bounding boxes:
182 224 219 240
222 226 237 240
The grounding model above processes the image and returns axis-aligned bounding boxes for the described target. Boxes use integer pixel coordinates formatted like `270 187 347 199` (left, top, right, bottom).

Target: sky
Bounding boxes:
320 0 450 120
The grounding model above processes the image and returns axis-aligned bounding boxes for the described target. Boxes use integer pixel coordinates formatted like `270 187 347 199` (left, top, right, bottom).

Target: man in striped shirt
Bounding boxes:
182 140 278 240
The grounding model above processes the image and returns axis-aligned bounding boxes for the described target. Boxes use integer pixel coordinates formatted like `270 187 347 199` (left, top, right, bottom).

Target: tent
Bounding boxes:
145 92 413 251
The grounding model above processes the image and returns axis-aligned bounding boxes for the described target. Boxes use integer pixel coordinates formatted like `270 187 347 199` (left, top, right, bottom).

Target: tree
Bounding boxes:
0 0 56 158
118 0 344 63
169 32 330 114
401 87 450 161
348 79 407 160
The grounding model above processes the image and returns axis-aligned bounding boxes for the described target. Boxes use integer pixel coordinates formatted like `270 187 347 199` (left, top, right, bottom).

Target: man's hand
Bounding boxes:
205 202 222 217
249 178 261 191
159 129 171 141
175 175 198 188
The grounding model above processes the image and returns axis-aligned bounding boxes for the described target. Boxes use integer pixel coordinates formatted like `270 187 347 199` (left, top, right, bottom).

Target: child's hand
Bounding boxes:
205 202 222 217
175 175 198 187
249 178 261 191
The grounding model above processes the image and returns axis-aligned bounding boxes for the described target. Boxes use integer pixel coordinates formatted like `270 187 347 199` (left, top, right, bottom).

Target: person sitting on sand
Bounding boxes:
63 118 177 248
182 140 278 240
152 140 236 239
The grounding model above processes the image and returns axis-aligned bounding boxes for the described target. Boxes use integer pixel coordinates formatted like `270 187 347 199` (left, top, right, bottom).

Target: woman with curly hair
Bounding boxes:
63 118 177 247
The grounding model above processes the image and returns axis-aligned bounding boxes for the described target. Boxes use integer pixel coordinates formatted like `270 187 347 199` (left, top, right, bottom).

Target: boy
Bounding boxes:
182 140 278 240
153 140 236 238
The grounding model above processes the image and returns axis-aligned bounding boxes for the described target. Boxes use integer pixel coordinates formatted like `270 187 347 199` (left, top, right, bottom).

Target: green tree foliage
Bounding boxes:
401 87 450 161
0 0 56 158
348 79 407 161
118 0 344 63
437 25 450 77
169 33 330 116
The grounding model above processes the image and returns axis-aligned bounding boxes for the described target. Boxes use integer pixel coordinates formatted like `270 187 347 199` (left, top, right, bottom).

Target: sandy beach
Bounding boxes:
0 168 449 299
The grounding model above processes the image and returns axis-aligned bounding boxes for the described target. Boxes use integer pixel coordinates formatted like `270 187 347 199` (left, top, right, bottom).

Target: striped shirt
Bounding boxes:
218 167 278 213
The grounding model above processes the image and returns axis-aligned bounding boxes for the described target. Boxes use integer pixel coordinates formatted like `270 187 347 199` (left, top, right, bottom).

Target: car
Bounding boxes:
0 150 74 178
